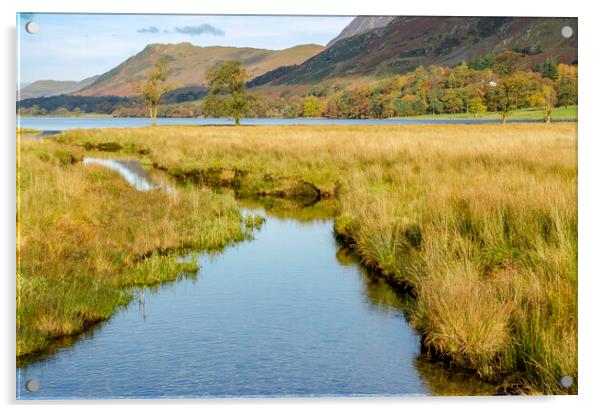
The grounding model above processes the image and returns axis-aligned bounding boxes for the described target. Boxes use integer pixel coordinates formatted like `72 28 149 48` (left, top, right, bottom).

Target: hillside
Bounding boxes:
326 16 395 47
77 43 324 97
268 16 577 85
18 75 99 100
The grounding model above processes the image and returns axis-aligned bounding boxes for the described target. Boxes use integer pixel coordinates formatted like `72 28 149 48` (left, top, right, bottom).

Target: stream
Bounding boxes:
17 157 495 398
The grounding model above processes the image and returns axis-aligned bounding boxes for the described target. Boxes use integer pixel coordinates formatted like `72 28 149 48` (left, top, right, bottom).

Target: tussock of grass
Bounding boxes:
44 124 577 393
417 264 514 377
17 139 252 358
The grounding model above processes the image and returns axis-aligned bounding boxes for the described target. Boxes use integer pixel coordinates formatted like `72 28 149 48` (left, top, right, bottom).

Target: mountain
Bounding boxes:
264 16 578 85
18 76 99 100
77 43 324 97
326 16 395 47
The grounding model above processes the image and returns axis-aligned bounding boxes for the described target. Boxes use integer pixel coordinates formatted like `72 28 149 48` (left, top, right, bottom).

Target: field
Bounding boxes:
19 124 577 394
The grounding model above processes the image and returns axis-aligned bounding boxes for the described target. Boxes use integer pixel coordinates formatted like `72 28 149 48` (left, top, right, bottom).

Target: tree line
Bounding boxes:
19 50 577 124
256 51 577 123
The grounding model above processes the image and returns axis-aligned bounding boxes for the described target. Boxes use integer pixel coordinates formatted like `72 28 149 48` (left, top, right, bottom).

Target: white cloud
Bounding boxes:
173 24 224 36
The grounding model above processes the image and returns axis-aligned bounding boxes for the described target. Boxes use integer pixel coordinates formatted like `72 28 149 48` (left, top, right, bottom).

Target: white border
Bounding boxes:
2 1 601 412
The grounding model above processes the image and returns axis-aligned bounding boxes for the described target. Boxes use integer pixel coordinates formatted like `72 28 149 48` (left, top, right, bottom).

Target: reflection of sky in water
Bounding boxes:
83 158 166 192
17 212 435 399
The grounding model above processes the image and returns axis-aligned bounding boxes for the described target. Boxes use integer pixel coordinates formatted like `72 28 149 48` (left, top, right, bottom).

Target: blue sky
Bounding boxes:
17 13 354 84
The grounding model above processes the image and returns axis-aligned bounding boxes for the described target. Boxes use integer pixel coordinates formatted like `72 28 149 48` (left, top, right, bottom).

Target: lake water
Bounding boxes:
17 116 562 131
17 155 496 399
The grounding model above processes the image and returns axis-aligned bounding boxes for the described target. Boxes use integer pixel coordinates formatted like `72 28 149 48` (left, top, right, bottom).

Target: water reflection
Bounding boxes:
238 197 337 222
336 247 408 312
83 157 173 192
414 355 498 395
334 237 496 395
18 130 61 140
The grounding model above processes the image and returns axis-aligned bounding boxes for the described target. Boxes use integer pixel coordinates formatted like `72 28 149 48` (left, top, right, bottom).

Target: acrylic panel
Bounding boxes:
16 13 578 399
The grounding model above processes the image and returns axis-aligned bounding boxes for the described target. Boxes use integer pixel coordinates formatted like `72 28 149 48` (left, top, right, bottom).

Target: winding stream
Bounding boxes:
17 158 495 399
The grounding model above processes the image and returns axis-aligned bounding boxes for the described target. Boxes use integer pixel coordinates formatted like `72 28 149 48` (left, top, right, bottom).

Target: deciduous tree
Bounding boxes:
202 60 255 126
137 59 171 126
467 96 487 117
492 50 524 77
303 95 322 117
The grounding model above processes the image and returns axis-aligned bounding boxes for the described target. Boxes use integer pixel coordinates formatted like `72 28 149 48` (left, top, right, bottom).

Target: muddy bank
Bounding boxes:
158 163 330 203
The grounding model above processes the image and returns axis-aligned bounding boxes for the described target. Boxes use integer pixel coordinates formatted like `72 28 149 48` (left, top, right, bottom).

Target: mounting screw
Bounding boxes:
560 375 574 388
561 26 573 39
25 379 39 392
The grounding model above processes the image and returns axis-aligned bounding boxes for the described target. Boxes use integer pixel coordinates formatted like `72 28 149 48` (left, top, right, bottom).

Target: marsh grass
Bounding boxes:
17 139 257 358
44 124 577 393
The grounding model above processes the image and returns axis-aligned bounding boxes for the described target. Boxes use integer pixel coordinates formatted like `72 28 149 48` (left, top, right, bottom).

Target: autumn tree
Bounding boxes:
487 71 542 123
137 58 171 126
486 75 520 123
345 88 372 119
202 60 255 125
442 89 464 114
325 95 341 119
370 94 396 118
528 77 557 123
427 89 445 114
536 84 558 123
303 95 322 117
467 96 487 117
555 64 578 108
492 50 524 76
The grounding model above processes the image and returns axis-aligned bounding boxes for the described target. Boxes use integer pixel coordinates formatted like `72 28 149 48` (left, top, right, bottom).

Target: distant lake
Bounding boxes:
17 116 566 131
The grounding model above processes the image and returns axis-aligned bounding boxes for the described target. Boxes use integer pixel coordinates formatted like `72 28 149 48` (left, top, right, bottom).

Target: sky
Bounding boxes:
17 13 354 85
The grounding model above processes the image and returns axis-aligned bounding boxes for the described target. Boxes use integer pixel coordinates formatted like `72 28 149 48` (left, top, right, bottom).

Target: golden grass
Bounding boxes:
17 127 41 135
17 139 260 358
44 124 577 393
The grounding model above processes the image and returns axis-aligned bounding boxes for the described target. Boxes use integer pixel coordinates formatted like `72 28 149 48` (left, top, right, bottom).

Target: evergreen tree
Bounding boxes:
541 57 558 80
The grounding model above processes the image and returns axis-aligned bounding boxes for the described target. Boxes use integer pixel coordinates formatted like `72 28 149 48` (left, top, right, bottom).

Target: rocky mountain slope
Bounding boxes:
265 16 577 85
326 16 395 47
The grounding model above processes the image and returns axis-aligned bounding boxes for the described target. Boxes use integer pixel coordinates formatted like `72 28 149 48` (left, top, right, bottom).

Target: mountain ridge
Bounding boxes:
18 75 99 100
76 43 324 97
326 16 395 47
266 16 578 85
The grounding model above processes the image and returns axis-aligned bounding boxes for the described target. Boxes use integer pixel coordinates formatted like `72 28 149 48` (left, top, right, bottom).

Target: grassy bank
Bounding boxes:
17 139 261 358
17 127 41 135
409 105 577 121
47 124 577 393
